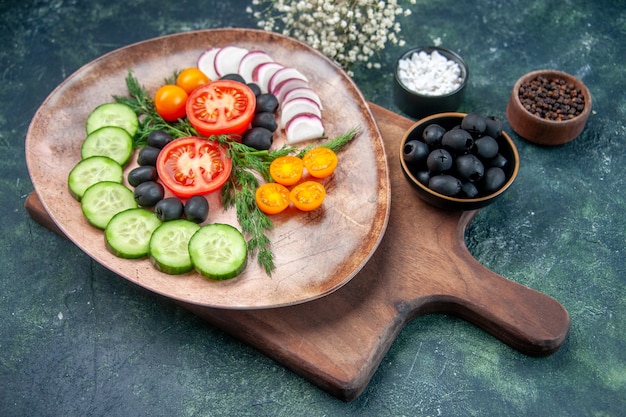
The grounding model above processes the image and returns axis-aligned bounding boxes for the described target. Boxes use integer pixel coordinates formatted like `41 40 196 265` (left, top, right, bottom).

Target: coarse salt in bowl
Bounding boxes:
394 46 468 119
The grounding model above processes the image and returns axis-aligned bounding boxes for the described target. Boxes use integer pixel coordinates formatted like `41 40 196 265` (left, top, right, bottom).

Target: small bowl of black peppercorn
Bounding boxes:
399 112 520 210
506 69 592 145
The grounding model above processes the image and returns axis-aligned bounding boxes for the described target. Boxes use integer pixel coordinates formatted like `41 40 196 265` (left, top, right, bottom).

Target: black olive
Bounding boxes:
462 182 479 198
242 127 273 150
134 181 164 207
137 146 161 166
247 83 262 97
415 170 431 185
154 197 184 222
128 165 158 187
428 175 462 196
484 116 503 138
220 73 246 84
488 153 509 168
422 124 446 148
455 154 484 182
403 139 429 165
482 167 506 193
474 136 499 159
442 129 474 154
147 130 173 149
184 196 209 224
427 148 453 172
251 112 278 132
255 93 279 113
461 112 487 136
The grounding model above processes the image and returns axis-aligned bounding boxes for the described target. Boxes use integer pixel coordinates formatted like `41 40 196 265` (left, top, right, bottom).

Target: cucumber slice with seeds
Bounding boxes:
68 155 123 201
189 223 247 280
105 208 161 259
81 126 134 166
86 102 139 138
149 220 201 275
81 181 137 229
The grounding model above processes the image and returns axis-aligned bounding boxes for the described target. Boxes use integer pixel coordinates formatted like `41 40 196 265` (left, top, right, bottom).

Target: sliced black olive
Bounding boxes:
426 148 453 172
242 127 273 150
137 146 161 166
184 196 209 224
442 129 474 154
474 136 499 159
455 154 484 182
147 130 174 149
255 93 279 113
403 139 429 166
422 124 446 148
133 181 164 207
251 112 278 132
154 197 184 222
128 165 158 187
220 73 246 83
428 175 462 196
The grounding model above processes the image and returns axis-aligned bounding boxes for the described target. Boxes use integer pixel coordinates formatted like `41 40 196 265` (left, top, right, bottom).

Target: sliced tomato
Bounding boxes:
156 137 232 199
186 80 256 138
289 181 326 212
255 183 290 215
269 156 304 186
302 147 338 178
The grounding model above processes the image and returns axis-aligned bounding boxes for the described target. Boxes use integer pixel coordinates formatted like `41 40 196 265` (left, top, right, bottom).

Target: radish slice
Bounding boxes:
273 78 310 104
238 50 274 83
280 97 322 129
268 67 309 94
197 47 221 81
285 113 325 144
252 62 285 94
214 46 249 77
282 87 324 110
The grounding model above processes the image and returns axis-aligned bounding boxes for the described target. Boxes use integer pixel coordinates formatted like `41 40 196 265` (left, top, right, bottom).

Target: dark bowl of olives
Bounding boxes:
399 112 520 211
506 69 592 146
393 46 468 119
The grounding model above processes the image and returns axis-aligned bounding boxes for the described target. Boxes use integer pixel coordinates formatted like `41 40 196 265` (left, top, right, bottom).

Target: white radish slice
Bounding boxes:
282 87 324 110
252 62 285 94
197 47 221 81
285 113 325 144
238 50 274 84
280 97 322 129
268 67 309 94
273 78 310 104
214 46 249 77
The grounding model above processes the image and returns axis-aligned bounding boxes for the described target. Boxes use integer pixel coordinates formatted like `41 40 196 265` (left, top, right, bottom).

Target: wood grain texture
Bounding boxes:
25 103 570 401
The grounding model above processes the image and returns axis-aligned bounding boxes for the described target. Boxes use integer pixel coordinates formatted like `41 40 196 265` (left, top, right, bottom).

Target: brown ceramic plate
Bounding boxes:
25 29 390 309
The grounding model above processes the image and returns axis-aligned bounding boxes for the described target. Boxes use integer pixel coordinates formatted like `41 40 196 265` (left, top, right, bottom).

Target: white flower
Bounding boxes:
247 0 414 72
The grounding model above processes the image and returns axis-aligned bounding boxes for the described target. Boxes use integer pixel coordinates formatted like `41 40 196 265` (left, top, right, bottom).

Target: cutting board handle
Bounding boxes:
395 210 570 356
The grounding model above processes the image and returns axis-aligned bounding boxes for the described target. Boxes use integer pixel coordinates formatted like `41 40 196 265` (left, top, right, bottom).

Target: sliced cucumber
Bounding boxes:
81 181 137 229
81 126 134 166
68 155 123 201
105 208 161 259
189 223 247 280
86 102 139 138
149 220 201 275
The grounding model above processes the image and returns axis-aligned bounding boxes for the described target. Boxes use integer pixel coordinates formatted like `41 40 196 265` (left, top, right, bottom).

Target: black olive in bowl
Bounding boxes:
394 46 468 119
399 112 520 210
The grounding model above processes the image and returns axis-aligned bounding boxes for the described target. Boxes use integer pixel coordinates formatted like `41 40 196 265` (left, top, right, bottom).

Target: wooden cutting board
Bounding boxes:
24 103 570 401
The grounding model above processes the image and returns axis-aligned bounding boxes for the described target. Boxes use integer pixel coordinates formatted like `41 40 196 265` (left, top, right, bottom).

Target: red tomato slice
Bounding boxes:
186 80 256 138
156 137 232 199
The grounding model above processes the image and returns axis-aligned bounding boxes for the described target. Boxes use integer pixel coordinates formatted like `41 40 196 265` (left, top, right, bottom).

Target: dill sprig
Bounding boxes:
113 70 361 276
113 70 196 146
